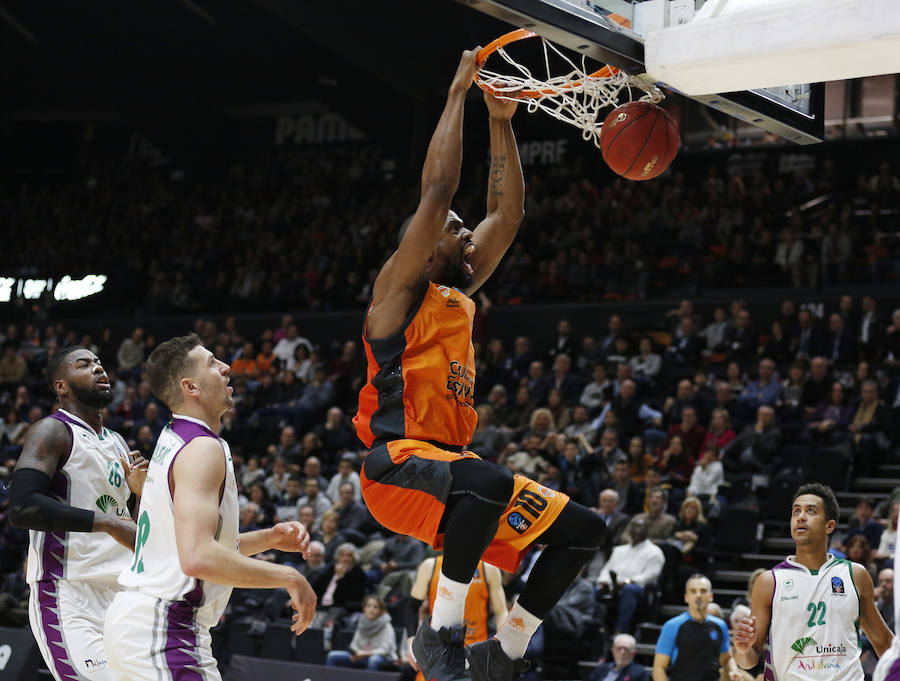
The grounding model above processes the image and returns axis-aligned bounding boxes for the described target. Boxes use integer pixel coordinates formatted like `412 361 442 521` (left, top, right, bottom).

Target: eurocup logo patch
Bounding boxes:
508 512 531 534
831 576 845 595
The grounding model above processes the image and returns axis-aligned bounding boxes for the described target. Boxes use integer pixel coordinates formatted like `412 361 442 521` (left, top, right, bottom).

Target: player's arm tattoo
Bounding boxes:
15 419 70 476
489 153 507 197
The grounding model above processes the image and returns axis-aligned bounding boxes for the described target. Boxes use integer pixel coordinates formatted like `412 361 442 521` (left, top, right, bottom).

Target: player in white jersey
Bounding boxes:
734 483 893 681
103 333 318 681
873 515 900 681
8 346 148 681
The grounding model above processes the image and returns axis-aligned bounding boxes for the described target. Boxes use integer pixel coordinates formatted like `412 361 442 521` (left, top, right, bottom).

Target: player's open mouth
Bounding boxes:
464 242 475 274
96 378 110 390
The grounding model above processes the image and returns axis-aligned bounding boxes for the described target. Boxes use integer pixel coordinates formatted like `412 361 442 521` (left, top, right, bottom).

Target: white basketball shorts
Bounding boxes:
28 577 121 681
103 589 220 681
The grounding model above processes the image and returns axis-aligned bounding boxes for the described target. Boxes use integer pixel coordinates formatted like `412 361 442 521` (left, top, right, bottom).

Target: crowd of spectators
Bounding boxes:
3 147 900 319
1 284 900 674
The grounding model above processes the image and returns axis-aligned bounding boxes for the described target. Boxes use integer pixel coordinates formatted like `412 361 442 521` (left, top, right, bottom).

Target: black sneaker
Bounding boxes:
465 638 531 681
411 619 469 681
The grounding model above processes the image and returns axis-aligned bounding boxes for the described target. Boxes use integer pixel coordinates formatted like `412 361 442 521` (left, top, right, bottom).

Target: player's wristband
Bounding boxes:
8 467 95 533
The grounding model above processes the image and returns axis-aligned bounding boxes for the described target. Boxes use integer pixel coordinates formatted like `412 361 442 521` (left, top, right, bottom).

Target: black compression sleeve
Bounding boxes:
8 468 95 533
403 596 424 634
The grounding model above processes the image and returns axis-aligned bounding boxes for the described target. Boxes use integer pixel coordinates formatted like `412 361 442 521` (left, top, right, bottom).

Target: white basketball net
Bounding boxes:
476 35 664 148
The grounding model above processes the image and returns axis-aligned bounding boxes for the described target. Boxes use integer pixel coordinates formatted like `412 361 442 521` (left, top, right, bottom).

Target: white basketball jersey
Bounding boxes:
26 410 133 585
118 415 238 629
766 555 863 681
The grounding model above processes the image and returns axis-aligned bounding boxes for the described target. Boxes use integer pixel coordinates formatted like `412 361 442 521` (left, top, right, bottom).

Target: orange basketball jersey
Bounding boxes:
415 555 491 681
354 282 478 449
427 555 490 646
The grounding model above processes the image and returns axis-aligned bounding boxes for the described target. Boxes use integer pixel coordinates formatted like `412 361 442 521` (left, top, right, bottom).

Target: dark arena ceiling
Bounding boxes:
0 0 511 119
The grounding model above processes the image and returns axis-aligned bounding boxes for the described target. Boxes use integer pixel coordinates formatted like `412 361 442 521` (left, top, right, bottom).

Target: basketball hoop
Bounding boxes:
474 29 664 148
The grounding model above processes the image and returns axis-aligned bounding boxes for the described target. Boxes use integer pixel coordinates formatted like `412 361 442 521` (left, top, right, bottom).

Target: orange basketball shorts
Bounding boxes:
361 439 569 572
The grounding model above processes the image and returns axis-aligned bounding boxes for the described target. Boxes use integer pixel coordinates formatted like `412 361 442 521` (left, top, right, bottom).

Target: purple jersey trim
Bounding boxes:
41 466 70 581
184 581 203 608
167 417 226 506
167 419 220 480
885 654 900 681
764 639 774 681
50 410 94 435
772 561 803 571
37 580 84 681
169 417 217 443
165 600 203 680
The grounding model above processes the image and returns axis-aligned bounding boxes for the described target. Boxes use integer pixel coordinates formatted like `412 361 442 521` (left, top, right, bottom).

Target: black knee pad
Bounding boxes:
449 458 515 506
540 500 606 550
579 506 607 549
483 463 515 504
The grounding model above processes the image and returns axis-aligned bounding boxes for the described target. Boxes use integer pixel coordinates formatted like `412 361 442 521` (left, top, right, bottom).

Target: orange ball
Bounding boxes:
599 102 679 181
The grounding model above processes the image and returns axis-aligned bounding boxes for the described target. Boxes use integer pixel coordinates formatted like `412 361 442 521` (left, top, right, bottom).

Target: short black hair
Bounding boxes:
47 345 89 395
792 483 839 523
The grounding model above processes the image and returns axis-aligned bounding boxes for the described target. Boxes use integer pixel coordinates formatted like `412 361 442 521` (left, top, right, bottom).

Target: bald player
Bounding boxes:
353 49 605 681
8 346 147 681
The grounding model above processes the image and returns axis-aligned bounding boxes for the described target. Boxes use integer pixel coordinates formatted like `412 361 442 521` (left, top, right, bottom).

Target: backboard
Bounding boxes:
456 0 825 143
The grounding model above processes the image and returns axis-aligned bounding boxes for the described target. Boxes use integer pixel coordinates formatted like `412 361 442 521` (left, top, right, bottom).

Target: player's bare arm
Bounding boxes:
485 563 509 626
852 562 894 656
721 650 742 681
367 49 480 340
239 520 312 559
465 90 524 295
171 436 317 633
652 652 671 681
733 569 775 669
121 450 149 521
121 451 149 500
9 418 136 550
410 557 436 601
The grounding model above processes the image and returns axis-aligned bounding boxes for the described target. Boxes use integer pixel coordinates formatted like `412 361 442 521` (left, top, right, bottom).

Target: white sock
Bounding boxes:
495 603 542 660
430 572 470 631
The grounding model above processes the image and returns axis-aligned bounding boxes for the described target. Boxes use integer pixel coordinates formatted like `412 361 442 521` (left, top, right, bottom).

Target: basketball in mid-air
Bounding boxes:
599 102 679 181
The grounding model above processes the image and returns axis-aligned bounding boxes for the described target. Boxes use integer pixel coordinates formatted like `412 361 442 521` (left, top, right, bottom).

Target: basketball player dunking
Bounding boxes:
733 483 893 681
103 335 318 681
353 49 606 681
8 346 148 681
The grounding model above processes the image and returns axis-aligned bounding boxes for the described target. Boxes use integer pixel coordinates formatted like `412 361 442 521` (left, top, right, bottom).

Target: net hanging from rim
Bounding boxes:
475 29 664 148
